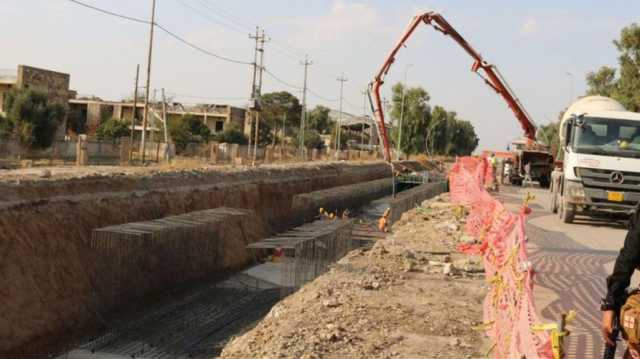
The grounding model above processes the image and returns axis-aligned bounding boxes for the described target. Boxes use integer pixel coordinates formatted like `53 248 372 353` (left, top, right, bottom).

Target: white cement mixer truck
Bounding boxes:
550 96 640 223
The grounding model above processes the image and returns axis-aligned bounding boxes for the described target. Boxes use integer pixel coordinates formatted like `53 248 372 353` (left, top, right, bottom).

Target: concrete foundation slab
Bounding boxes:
243 262 287 287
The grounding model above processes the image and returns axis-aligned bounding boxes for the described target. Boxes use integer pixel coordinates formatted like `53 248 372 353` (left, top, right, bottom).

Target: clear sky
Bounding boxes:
1 0 638 151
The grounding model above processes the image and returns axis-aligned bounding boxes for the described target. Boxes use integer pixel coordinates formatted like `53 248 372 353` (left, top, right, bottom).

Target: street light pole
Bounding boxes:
336 74 348 158
397 64 413 160
566 71 575 103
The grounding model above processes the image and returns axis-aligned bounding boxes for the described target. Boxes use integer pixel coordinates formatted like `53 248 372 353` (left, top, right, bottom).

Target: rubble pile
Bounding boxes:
219 194 487 359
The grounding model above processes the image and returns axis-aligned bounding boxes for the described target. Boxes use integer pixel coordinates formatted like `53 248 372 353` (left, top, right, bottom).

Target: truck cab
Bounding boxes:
551 96 640 223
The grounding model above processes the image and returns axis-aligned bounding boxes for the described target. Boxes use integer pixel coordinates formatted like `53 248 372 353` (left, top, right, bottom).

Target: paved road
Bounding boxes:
500 185 633 358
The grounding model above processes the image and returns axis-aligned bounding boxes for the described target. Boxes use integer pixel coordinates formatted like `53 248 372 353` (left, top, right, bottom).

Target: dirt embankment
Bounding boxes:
220 194 487 359
0 161 398 359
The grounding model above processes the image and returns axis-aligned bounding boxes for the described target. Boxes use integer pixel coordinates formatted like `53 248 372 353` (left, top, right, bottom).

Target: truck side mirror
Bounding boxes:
563 119 573 147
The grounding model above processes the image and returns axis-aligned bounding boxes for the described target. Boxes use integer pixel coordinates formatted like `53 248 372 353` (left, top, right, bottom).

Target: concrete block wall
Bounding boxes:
386 181 448 224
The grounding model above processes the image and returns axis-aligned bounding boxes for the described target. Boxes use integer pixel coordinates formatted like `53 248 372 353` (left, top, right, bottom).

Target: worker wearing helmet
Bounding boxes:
602 208 640 358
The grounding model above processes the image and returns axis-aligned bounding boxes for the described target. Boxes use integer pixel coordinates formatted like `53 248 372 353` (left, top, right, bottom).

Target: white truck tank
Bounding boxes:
559 96 626 141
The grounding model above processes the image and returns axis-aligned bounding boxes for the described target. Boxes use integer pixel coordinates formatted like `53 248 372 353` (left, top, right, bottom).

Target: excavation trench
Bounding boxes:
0 161 441 359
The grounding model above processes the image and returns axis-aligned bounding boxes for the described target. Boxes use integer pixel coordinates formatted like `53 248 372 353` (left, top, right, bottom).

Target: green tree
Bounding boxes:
296 128 324 149
4 88 65 148
428 106 478 156
261 91 302 134
183 115 211 142
614 23 640 111
0 114 11 140
586 23 640 111
96 118 129 141
537 121 560 152
390 83 431 155
307 105 334 134
212 123 248 144
586 66 617 97
168 115 212 152
449 119 479 156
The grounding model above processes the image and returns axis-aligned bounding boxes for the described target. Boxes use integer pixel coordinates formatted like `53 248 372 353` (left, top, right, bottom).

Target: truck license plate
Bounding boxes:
608 191 624 202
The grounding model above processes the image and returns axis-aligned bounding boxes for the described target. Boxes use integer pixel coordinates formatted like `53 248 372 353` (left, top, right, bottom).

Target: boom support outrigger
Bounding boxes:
369 11 537 162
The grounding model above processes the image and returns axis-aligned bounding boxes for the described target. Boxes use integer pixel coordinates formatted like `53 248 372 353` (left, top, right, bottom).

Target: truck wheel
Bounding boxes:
539 175 550 189
558 198 575 223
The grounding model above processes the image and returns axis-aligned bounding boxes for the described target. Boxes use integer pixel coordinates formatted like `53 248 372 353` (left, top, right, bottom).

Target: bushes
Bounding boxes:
96 118 130 141
3 88 65 148
0 114 10 140
168 115 213 152
212 123 248 145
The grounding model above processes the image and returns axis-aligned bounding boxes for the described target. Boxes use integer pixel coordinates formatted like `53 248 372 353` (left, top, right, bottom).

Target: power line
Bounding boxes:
196 0 306 61
67 0 252 66
154 24 252 65
175 0 249 35
342 97 362 111
198 0 255 32
307 88 338 102
67 0 149 24
263 68 302 90
165 92 248 101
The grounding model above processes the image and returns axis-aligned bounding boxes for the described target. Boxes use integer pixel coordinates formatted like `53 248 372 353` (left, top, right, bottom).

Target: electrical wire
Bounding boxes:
66 0 362 110
154 24 253 65
195 0 307 61
307 88 338 102
263 68 302 90
175 0 249 36
165 92 248 101
67 0 150 24
67 0 253 65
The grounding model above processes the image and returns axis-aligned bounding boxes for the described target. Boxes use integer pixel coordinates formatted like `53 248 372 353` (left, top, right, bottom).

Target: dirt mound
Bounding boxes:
219 194 487 359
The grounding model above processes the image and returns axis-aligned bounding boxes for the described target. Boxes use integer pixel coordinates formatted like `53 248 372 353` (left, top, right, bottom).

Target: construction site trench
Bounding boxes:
0 161 446 359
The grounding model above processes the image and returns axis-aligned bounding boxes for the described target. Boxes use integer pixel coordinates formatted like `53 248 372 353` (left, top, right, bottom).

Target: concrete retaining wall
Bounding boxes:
291 177 394 223
386 181 448 224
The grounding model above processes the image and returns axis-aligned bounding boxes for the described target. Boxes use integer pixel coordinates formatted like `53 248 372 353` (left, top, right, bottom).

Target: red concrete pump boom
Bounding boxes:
370 11 537 162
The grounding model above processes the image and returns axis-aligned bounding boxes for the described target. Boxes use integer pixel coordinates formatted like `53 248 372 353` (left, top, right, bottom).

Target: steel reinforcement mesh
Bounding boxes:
280 219 354 292
90 207 256 310
75 273 280 359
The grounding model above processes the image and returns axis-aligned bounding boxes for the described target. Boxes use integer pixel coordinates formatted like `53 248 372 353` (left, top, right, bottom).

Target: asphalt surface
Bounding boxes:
499 185 632 358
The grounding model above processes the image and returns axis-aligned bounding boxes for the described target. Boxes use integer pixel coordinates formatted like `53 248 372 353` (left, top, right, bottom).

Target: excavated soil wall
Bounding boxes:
0 162 400 359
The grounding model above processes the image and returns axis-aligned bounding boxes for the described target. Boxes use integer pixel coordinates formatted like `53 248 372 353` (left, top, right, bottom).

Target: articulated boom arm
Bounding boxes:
370 11 537 162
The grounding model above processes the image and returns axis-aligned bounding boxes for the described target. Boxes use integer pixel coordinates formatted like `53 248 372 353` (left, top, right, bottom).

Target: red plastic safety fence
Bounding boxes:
449 156 552 358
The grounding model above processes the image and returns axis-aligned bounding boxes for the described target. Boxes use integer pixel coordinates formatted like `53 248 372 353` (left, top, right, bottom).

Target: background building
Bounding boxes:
0 65 74 138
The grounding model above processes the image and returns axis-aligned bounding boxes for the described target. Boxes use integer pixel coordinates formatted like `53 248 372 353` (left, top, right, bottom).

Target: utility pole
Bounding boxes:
247 27 259 153
299 55 312 158
361 89 367 147
161 88 170 162
336 74 348 158
254 29 268 165
140 0 156 164
249 27 269 166
129 64 140 162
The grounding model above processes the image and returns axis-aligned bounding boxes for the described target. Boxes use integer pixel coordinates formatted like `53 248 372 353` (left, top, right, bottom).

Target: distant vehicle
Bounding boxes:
506 139 554 188
550 96 640 223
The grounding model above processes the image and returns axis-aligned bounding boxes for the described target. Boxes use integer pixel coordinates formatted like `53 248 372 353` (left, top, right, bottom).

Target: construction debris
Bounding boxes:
219 194 488 358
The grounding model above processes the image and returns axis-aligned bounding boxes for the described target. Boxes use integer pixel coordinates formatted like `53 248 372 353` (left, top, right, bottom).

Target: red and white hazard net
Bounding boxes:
449 157 552 358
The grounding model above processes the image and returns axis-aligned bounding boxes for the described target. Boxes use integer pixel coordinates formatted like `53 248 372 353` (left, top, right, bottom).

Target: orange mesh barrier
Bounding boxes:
449 156 552 358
